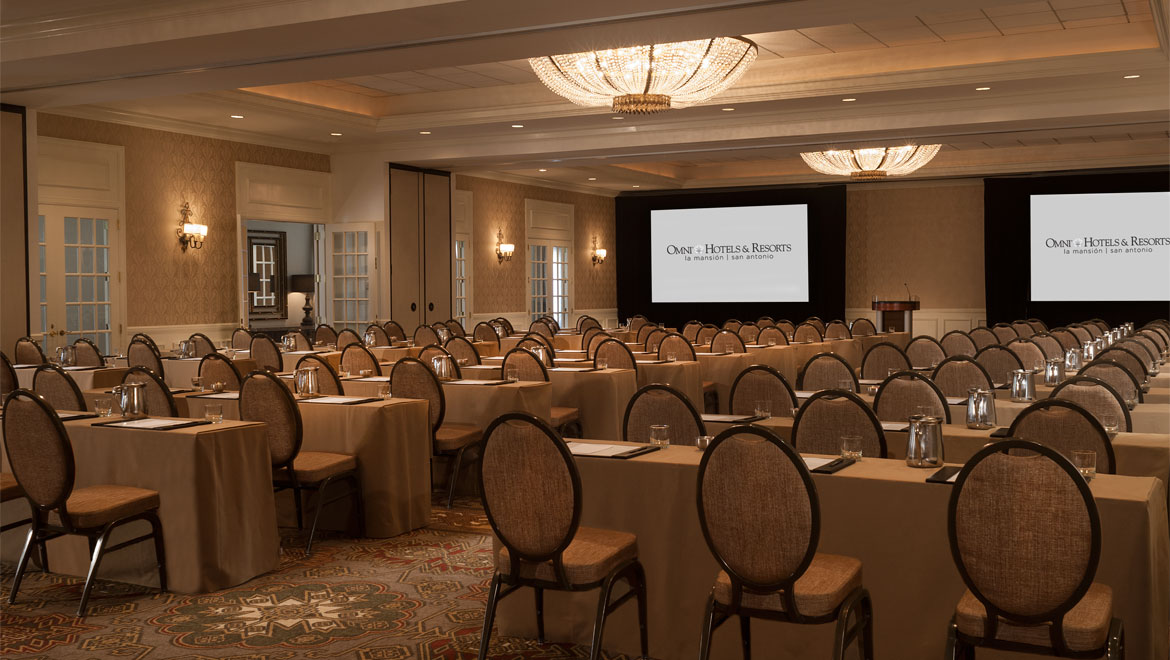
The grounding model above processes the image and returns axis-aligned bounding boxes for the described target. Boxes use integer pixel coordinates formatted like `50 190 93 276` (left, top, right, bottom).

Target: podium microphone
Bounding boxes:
904 282 912 301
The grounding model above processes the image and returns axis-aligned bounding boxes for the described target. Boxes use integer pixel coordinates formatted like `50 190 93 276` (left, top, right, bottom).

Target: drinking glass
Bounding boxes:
696 435 713 451
359 369 373 378
378 384 391 400
754 400 771 419
1073 449 1097 481
204 403 224 424
505 366 520 382
337 368 350 379
841 435 863 460
838 379 854 393
1100 414 1119 433
596 358 608 370
191 377 202 392
649 424 670 446
887 326 896 334
94 396 115 417
767 337 776 346
887 368 897 378
1124 396 1136 410
666 351 677 363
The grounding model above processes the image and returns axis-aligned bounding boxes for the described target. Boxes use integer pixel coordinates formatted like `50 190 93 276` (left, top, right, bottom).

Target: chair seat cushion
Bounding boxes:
49 485 160 529
713 553 862 618
955 584 1112 652
1 472 23 501
435 423 482 451
497 526 637 586
550 406 579 426
702 381 717 392
277 451 357 484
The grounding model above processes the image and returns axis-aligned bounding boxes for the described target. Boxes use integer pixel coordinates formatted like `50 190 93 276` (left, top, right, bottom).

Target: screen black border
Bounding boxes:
984 169 1170 327
615 184 846 328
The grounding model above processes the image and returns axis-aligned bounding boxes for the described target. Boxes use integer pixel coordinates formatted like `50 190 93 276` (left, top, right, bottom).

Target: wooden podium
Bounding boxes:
872 300 920 334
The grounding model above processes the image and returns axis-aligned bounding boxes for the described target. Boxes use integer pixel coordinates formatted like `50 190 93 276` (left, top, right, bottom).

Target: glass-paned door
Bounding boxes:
35 206 118 355
325 223 376 332
454 238 468 325
529 241 570 328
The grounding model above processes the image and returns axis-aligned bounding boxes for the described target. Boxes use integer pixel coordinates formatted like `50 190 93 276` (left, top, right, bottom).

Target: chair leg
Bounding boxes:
698 594 718 660
291 485 304 530
631 561 649 660
739 614 751 660
78 524 115 617
446 445 468 509
37 537 49 574
860 590 875 660
588 570 623 660
304 478 333 555
477 574 502 660
350 473 366 538
7 526 38 605
534 587 546 644
1107 618 1124 660
147 511 168 593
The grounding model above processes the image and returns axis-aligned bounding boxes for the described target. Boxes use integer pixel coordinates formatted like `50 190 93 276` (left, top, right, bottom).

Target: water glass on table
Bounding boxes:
204 403 224 424
754 400 771 419
358 369 373 378
94 396 115 417
666 351 677 363
841 435 862 460
1073 450 1096 481
191 377 202 392
649 424 670 446
838 379 854 393
505 366 520 382
378 384 391 400
596 358 608 370
1100 414 1119 433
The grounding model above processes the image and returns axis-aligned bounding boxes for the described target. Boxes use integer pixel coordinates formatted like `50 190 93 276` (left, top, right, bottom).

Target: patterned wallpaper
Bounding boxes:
37 114 330 327
455 175 616 314
845 182 985 309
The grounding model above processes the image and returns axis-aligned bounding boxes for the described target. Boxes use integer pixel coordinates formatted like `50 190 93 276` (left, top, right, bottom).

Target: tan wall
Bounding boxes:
1 109 29 351
36 114 330 327
455 175 615 314
846 180 985 310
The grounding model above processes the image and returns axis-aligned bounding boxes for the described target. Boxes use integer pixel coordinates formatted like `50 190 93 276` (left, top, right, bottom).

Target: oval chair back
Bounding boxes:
384 321 407 342
14 337 46 365
710 330 746 354
33 365 85 411
340 344 381 376
974 345 1023 388
413 324 441 347
313 325 338 346
122 366 178 417
757 326 789 346
792 390 886 458
502 347 549 382
445 336 482 366
940 330 978 357
198 353 243 390
594 339 636 371
233 327 254 349
128 339 165 381
1049 376 1131 433
622 383 705 445
0 352 18 396
72 338 103 366
872 371 950 423
860 342 911 380
792 322 823 344
906 335 946 368
824 320 851 339
390 357 445 434
1008 399 1116 474
931 356 993 398
797 353 858 392
188 333 217 357
294 354 344 395
240 371 303 471
850 318 877 337
336 328 363 349
249 335 283 372
1079 360 1142 405
657 333 696 362
729 365 797 418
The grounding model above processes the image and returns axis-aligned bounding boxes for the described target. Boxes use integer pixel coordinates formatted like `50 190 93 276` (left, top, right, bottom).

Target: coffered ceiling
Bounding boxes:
2 0 1167 193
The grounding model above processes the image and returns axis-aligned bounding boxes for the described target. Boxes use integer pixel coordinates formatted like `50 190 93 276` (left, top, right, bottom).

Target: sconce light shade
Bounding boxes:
495 229 514 263
591 236 607 266
177 202 207 250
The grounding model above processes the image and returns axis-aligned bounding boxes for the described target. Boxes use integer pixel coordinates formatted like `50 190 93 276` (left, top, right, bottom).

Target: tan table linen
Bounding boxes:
694 353 749 412
439 366 636 441
0 416 279 594
280 349 334 371
82 387 195 418
183 395 432 537
501 334 578 353
471 340 500 358
15 365 127 391
495 443 1168 660
636 360 703 412
438 380 551 428
786 339 862 372
156 356 258 388
854 331 910 352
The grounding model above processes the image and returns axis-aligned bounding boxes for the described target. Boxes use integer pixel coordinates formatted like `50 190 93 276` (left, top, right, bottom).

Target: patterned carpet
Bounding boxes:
0 496 634 659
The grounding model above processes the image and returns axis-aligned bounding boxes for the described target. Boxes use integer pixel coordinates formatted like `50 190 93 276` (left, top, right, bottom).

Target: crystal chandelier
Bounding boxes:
800 145 942 180
529 37 757 114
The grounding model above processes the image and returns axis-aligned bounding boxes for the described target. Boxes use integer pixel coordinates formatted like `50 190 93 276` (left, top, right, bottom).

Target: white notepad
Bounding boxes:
803 457 835 470
300 396 372 404
566 442 639 457
107 418 189 429
880 421 909 432
194 392 239 400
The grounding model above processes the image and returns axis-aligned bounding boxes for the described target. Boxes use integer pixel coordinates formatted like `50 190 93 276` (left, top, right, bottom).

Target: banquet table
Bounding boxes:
14 364 126 391
0 415 279 593
708 416 1170 488
495 442 1168 660
143 355 258 389
438 366 638 440
636 360 704 412
81 386 198 417
182 394 432 537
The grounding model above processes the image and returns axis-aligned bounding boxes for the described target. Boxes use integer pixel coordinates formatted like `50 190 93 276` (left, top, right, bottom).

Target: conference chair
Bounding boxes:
32 365 86 411
445 336 482 366
850 318 877 337
413 324 441 347
968 327 998 350
940 330 978 357
798 353 858 392
121 366 179 417
622 383 705 445
13 338 46 365
872 371 950 423
336 328 363 349
905 335 946 368
792 390 886 458
859 342 911 380
990 323 1018 344
294 354 345 395
198 353 243 390
931 356 994 398
340 344 381 376
127 338 165 381
71 338 104 366
233 327 255 349
728 365 797 418
250 335 283 372
974 345 1023 388
1050 376 1132 433
1008 399 1116 474
313 324 338 346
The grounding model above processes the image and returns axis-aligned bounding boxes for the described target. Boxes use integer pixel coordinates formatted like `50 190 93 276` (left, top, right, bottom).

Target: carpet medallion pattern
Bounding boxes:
0 499 633 659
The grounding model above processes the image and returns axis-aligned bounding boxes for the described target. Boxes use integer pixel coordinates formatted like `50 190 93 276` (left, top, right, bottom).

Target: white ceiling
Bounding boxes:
2 0 1167 193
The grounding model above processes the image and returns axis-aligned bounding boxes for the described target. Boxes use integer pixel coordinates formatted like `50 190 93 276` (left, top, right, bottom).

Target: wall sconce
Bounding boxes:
591 236 607 266
177 202 208 251
496 229 514 263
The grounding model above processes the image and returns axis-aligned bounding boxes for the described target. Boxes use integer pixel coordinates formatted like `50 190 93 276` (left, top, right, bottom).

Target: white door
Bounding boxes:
324 223 377 332
34 205 121 355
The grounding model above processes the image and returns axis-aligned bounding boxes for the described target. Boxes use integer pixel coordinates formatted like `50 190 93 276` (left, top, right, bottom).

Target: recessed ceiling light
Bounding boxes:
611 116 624 120
330 132 343 136
975 87 991 91
1124 74 1141 79
419 131 431 135
230 114 244 119
588 177 597 181
841 98 857 102
632 185 641 188
721 107 735 112
538 168 548 172
511 124 524 128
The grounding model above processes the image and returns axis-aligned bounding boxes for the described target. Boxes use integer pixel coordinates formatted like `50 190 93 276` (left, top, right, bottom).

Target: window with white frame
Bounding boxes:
525 199 573 328
454 238 469 324
452 189 473 327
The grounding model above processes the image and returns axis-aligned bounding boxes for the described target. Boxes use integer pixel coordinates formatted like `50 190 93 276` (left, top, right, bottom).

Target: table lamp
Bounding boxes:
289 274 316 331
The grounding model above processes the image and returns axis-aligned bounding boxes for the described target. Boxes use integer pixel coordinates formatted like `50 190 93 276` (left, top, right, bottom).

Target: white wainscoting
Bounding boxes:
469 308 619 332
845 308 987 339
126 323 239 349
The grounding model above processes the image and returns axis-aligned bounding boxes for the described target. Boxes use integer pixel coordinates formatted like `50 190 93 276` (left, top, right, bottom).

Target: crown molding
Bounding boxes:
456 170 619 198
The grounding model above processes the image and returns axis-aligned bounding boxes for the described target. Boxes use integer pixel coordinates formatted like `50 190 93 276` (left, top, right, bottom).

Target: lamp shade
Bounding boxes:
289 274 315 293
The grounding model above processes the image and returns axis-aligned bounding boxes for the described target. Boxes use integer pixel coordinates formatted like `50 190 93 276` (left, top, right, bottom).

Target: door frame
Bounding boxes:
34 137 126 352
